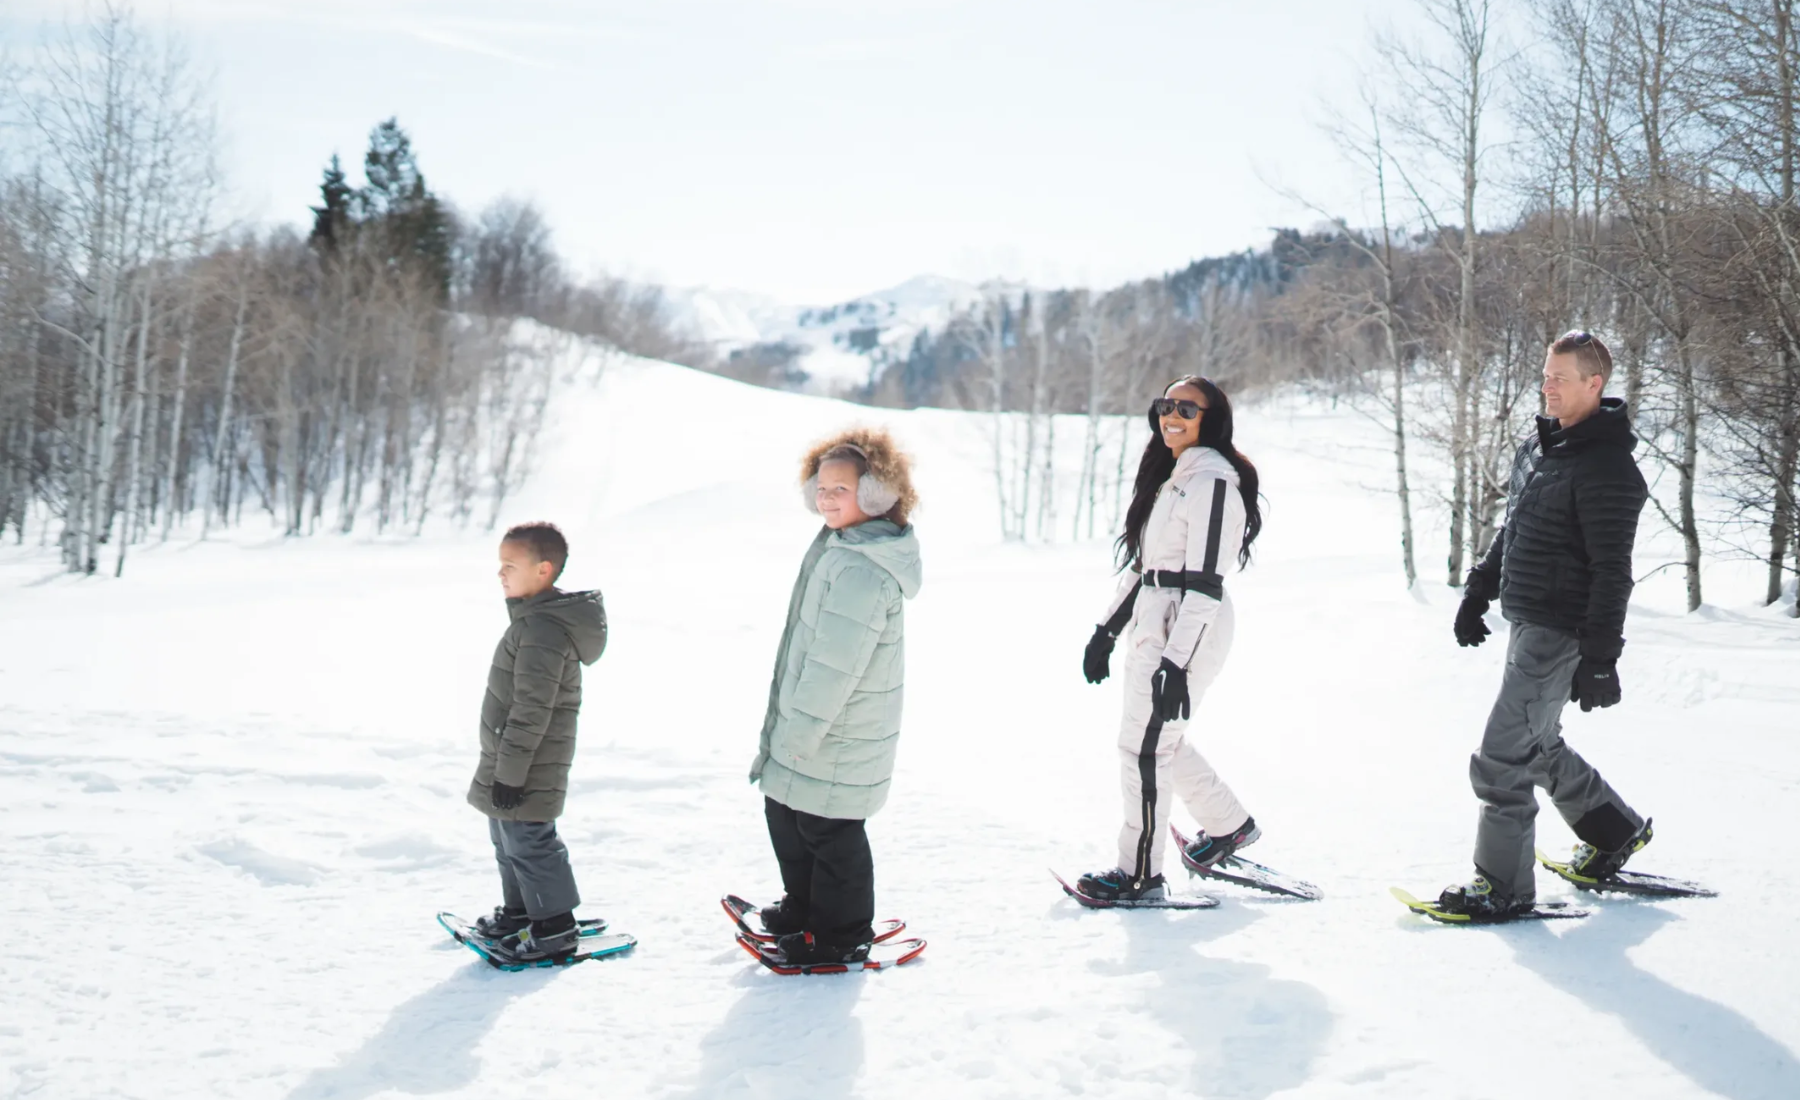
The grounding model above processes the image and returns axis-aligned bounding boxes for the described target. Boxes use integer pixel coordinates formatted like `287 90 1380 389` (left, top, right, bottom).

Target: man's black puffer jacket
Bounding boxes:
1468 398 1648 661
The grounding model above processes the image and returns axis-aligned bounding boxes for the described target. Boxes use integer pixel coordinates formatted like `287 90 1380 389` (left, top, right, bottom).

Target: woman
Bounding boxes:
749 427 922 964
1077 376 1264 902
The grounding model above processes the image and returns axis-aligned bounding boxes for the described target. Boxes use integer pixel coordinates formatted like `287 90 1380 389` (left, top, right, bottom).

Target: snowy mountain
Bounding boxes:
666 274 1013 394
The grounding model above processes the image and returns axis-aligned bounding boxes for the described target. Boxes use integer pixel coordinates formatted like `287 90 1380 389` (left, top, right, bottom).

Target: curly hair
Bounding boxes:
800 425 920 526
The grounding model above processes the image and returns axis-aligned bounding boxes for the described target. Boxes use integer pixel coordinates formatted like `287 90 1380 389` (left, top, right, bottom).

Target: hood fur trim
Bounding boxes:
799 426 919 526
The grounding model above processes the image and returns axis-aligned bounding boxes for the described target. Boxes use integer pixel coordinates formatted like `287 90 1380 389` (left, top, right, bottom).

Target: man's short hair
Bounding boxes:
1551 330 1613 384
502 521 568 580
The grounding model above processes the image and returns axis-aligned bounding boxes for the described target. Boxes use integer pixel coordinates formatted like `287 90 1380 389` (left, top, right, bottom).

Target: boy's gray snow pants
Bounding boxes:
1470 623 1644 898
489 818 581 919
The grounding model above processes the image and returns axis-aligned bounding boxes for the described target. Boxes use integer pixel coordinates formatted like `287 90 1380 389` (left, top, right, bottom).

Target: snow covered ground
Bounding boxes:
2 352 1798 1100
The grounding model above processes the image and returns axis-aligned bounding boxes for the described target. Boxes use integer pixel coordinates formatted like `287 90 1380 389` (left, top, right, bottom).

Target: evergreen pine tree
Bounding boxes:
309 154 355 252
356 118 453 301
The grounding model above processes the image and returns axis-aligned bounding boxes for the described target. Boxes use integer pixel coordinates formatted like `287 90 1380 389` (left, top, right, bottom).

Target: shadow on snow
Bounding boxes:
284 959 560 1100
674 963 867 1100
1096 902 1334 1100
1511 904 1800 1100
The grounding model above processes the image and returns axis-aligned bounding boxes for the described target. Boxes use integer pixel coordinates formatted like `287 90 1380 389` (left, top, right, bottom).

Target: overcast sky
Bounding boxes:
4 1 1430 303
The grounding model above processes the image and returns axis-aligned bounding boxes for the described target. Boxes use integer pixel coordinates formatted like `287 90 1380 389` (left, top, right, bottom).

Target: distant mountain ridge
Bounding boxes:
665 275 1022 394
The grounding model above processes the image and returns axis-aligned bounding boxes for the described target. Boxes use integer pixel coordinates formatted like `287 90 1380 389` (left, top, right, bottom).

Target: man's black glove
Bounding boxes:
1150 658 1190 722
1454 592 1492 647
491 780 525 811
1083 626 1117 684
1570 657 1622 712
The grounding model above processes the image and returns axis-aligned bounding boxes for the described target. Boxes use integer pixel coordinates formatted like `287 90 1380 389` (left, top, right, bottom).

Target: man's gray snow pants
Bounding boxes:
489 818 581 918
1470 623 1644 898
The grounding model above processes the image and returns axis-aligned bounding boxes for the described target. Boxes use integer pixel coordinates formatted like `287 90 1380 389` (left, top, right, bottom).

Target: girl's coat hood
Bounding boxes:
832 519 922 600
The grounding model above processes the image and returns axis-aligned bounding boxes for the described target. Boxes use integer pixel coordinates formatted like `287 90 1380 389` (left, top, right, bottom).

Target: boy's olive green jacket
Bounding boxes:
467 588 607 821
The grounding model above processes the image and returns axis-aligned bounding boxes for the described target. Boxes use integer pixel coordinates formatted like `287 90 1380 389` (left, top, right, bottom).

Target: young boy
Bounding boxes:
466 521 608 962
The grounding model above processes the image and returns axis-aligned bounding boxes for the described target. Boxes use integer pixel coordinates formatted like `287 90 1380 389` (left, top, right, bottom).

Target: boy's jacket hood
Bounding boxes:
831 519 922 599
507 589 608 665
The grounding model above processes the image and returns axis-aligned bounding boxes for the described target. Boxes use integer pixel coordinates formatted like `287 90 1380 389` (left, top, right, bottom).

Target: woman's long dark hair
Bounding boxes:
1114 376 1263 571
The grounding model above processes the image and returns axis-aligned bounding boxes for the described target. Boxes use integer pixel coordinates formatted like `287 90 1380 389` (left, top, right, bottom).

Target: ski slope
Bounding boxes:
2 352 1797 1100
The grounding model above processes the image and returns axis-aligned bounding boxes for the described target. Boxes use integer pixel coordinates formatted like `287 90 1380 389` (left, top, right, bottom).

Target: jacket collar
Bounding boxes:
506 586 562 621
1174 445 1232 478
1535 397 1637 455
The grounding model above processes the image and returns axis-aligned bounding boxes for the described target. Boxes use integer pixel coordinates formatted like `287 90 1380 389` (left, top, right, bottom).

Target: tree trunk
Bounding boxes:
161 293 193 540
88 289 127 574
1678 343 1703 611
1448 384 1471 584
1078 307 1105 541
204 276 248 537
985 302 1011 540
115 273 158 576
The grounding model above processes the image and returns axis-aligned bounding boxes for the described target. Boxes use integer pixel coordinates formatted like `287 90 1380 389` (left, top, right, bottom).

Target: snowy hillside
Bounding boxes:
2 349 1798 1100
667 275 1004 393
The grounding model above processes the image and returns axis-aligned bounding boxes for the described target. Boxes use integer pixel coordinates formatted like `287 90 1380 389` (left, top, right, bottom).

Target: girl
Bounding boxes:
1077 376 1264 902
749 427 922 963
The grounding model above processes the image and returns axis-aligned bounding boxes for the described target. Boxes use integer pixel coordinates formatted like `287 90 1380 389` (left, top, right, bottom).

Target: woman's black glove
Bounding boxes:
1151 658 1190 722
491 781 525 811
1083 626 1117 684
1570 658 1622 712
1454 592 1492 647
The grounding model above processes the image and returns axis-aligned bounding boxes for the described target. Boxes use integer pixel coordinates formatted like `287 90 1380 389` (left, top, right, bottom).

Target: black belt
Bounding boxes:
1138 569 1223 600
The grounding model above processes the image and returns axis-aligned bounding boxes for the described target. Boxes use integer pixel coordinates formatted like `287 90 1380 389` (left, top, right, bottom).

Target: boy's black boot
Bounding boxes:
1181 816 1261 868
474 905 530 939
1075 867 1168 902
492 911 579 962
774 931 871 966
759 896 807 937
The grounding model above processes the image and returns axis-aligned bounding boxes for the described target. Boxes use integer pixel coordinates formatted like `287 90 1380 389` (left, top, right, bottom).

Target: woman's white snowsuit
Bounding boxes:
1101 445 1249 882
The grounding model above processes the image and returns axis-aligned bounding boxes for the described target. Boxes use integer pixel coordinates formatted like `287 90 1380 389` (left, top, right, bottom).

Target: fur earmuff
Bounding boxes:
801 469 900 516
798 427 919 526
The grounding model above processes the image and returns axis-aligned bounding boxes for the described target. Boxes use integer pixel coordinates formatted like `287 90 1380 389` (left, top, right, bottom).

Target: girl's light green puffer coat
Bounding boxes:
752 519 922 820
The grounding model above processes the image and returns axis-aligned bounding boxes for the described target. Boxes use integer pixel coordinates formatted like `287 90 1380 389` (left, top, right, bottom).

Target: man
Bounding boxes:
1439 331 1652 920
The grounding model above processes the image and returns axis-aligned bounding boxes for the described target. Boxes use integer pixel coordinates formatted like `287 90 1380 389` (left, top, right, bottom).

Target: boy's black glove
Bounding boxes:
1570 658 1622 712
1454 592 1492 647
1150 658 1190 722
491 781 525 810
1083 626 1117 684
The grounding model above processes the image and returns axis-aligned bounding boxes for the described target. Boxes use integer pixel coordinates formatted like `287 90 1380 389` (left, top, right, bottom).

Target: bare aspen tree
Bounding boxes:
0 174 60 544
11 2 215 572
1378 0 1502 584
202 250 250 537
1030 299 1059 541
1600 0 1708 610
1312 85 1423 587
482 322 557 530
159 281 196 540
1691 0 1800 611
1519 0 1616 328
1073 290 1114 540
955 289 1018 540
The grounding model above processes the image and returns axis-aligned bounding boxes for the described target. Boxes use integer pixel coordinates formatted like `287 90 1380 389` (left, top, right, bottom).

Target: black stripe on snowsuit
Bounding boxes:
1178 478 1229 665
1131 711 1166 885
1103 580 1142 638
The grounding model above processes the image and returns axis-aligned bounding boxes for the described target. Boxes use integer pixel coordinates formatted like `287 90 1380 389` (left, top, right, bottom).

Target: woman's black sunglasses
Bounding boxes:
1151 397 1205 420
